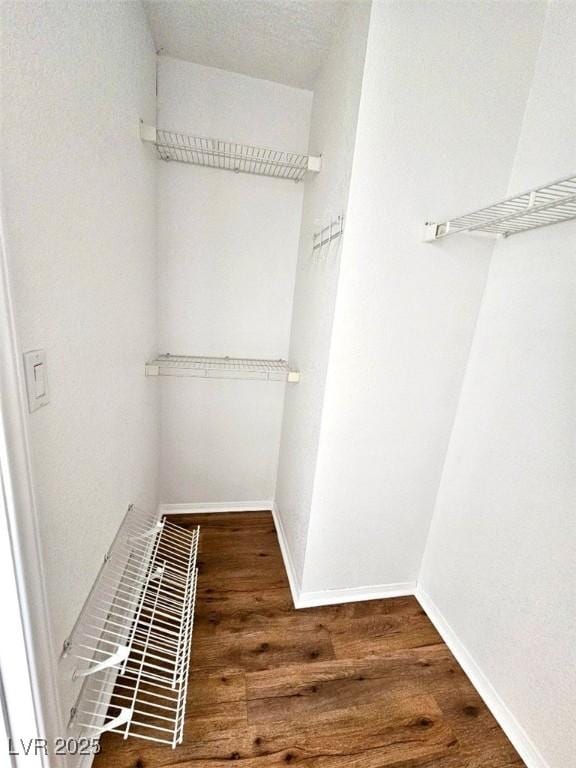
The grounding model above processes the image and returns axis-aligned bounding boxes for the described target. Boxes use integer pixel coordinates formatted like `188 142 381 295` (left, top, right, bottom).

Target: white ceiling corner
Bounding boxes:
143 0 347 90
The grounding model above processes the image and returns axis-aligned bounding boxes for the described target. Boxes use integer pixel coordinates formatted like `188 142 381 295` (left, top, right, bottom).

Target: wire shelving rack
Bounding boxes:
140 122 321 182
64 505 199 748
145 354 300 383
424 174 576 241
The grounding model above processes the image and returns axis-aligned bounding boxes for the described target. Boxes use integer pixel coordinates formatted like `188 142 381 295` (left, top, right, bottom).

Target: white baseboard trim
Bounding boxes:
415 586 549 768
271 502 415 609
297 581 416 609
160 500 273 514
270 502 302 607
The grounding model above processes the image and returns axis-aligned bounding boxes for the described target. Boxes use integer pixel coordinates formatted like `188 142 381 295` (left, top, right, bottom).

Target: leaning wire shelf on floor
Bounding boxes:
145 353 301 383
63 504 199 748
424 173 576 241
140 122 321 182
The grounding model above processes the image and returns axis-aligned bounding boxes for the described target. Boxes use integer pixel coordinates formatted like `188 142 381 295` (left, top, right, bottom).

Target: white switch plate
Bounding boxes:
23 350 49 412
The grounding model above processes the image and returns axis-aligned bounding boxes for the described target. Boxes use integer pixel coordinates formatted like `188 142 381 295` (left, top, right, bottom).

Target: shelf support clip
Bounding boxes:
73 644 130 680
139 120 157 144
307 155 322 174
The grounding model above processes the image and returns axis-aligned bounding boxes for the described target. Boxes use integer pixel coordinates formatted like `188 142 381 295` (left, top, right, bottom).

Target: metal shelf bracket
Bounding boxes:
73 644 130 679
139 121 157 143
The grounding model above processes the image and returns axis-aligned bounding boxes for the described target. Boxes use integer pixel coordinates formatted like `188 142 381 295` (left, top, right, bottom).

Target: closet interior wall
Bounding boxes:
285 0 546 596
0 1 158 725
2 1 575 765
420 3 576 766
275 0 371 582
156 56 312 504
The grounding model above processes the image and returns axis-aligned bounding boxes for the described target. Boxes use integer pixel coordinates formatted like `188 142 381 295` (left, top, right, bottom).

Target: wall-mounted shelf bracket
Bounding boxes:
71 705 133 738
139 121 157 143
73 644 129 680
307 155 322 173
92 707 132 737
424 221 448 241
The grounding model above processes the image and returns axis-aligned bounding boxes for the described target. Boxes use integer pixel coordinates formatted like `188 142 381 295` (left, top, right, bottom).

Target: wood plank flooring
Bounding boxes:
95 511 525 768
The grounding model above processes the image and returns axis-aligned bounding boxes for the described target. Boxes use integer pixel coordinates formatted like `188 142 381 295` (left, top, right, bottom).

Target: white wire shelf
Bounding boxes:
145 354 300 383
140 122 321 182
64 505 199 748
424 174 576 241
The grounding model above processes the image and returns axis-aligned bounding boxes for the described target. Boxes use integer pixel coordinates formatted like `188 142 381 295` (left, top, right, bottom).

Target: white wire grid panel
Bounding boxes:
154 128 317 182
66 505 199 748
64 505 160 672
145 354 300 383
425 174 576 240
312 214 344 253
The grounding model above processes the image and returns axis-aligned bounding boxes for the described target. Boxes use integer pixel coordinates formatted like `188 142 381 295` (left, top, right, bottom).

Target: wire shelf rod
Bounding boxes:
82 697 177 725
96 683 178 706
102 691 178 714
140 122 321 183
425 173 576 241
78 633 179 662
173 537 197 694
91 671 180 696
174 569 197 744
145 354 300 383
87 568 185 603
76 606 183 643
78 639 178 670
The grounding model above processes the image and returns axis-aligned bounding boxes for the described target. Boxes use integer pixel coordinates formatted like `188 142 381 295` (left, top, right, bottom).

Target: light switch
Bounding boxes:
23 350 49 412
33 363 46 397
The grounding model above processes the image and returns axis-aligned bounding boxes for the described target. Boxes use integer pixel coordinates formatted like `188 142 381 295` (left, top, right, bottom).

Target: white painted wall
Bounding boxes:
299 0 546 593
2 4 571 763
419 3 576 766
0 0 158 722
275 1 371 583
157 57 312 503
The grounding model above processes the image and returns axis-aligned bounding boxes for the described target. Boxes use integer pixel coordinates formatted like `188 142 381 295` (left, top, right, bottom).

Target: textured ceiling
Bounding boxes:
143 0 347 90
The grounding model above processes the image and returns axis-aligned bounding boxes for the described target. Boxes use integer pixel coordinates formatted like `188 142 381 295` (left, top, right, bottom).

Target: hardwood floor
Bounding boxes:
95 511 525 768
